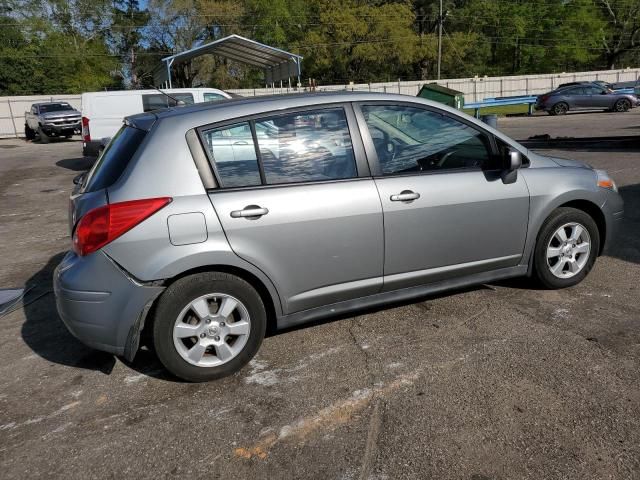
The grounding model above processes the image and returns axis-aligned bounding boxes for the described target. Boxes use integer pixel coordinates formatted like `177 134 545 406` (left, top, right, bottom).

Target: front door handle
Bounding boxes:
230 205 269 218
390 191 420 202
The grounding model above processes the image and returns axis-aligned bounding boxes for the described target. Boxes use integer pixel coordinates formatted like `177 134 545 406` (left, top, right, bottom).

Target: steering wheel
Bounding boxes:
372 129 396 164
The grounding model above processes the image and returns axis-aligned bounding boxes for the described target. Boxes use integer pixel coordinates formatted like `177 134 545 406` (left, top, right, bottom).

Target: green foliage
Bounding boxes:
1 0 640 94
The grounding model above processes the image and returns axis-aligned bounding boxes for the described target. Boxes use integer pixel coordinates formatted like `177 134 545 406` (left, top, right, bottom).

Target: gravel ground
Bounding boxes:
0 110 639 479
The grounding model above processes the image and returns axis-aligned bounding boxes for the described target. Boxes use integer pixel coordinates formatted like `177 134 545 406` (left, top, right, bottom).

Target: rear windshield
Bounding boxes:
83 125 146 192
39 103 73 113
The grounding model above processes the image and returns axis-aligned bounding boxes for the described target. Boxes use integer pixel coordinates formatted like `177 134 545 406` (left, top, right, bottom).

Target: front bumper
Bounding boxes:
41 122 81 135
54 251 164 359
601 189 624 255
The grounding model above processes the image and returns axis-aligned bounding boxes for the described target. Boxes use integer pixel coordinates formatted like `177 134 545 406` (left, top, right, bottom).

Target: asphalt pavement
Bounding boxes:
0 109 639 479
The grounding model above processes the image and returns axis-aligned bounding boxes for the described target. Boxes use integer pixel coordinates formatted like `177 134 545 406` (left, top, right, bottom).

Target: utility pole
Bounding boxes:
437 0 443 80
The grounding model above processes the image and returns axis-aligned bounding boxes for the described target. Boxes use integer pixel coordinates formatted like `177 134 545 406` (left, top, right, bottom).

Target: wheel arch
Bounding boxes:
139 264 282 353
556 199 606 255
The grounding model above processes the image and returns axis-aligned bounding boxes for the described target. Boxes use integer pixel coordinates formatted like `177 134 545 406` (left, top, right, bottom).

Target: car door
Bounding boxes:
583 85 612 109
354 102 530 291
562 87 587 109
203 105 384 314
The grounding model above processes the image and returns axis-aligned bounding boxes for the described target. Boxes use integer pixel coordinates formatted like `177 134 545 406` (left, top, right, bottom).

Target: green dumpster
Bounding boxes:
417 83 465 109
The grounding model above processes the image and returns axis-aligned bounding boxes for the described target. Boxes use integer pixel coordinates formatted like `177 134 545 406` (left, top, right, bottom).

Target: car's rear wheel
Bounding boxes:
533 207 600 289
614 98 631 112
551 102 569 115
153 272 266 382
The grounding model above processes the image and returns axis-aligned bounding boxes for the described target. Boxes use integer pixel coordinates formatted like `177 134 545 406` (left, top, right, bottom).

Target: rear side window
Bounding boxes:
83 126 146 192
203 92 226 102
255 109 356 185
201 107 357 188
202 122 262 188
142 93 194 112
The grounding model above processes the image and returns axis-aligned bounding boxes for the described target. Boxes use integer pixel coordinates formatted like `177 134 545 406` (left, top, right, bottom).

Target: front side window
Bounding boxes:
142 93 194 112
202 122 261 188
360 105 493 175
255 108 357 185
584 86 605 95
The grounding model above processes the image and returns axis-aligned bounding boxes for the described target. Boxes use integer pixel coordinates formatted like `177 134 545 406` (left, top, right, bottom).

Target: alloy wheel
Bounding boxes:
172 293 251 367
546 222 591 279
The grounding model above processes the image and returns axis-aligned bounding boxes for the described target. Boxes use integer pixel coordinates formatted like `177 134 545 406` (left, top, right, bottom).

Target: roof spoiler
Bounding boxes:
124 112 157 132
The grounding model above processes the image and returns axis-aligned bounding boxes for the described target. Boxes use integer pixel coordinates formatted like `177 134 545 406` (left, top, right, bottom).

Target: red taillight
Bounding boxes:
73 197 172 256
540 95 550 102
82 116 90 142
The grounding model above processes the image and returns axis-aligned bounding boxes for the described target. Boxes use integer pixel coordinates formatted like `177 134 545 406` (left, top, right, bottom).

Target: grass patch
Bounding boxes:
462 103 533 117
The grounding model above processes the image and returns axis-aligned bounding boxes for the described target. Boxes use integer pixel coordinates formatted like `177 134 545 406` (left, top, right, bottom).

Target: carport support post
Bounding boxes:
166 59 174 88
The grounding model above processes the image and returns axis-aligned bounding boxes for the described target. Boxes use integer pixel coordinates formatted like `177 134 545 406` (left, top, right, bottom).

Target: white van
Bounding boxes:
80 88 231 156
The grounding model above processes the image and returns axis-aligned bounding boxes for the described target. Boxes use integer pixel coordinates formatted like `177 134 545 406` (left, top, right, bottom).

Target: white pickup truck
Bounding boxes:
24 102 81 142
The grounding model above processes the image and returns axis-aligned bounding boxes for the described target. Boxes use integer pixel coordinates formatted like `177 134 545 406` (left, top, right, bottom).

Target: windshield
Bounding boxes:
38 103 73 113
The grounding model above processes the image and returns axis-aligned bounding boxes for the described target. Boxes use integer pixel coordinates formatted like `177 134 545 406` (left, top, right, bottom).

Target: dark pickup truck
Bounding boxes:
24 102 81 142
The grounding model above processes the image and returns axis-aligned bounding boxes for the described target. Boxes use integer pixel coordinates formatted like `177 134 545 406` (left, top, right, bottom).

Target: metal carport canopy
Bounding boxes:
160 34 303 87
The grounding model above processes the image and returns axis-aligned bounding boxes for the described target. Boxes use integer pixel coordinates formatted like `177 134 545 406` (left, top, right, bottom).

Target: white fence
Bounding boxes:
0 94 81 139
1 67 639 138
228 67 640 100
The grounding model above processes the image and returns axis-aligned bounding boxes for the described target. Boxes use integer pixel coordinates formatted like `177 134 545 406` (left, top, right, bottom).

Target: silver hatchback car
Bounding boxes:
54 92 623 381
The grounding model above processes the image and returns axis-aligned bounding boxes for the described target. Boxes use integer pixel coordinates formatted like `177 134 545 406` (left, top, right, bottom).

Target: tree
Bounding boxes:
598 0 640 68
109 0 151 88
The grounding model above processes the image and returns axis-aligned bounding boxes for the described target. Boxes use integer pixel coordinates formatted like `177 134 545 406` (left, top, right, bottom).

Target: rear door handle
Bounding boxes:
390 191 420 202
230 206 269 218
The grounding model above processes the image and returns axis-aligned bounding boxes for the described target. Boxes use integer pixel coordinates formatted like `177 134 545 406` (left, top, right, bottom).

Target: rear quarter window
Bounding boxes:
83 126 146 192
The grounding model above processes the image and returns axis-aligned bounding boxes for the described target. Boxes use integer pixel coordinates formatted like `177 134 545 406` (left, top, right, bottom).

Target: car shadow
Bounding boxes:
56 157 95 172
495 182 639 290
20 252 178 380
20 182 638 381
21 253 117 375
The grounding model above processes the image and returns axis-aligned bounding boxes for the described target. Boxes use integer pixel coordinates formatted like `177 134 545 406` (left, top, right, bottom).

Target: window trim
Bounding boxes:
352 100 501 178
196 102 369 191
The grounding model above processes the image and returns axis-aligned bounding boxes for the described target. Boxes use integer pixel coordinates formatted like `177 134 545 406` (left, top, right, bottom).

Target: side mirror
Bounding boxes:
508 149 523 170
502 149 522 184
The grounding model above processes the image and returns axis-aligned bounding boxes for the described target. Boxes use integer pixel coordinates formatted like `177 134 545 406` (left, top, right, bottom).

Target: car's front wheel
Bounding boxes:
24 124 35 140
614 98 631 113
533 207 600 289
37 127 50 143
153 272 266 382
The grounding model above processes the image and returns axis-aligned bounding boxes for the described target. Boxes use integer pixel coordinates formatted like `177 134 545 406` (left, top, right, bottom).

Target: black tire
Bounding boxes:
614 99 631 113
37 126 50 143
152 272 266 382
24 124 35 140
533 207 600 289
551 102 569 115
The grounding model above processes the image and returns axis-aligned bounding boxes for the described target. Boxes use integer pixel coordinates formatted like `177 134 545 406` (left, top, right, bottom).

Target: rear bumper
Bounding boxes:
54 251 164 358
82 140 102 157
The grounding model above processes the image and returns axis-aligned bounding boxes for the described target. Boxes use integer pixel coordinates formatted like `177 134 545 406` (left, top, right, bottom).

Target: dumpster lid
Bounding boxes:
418 83 464 96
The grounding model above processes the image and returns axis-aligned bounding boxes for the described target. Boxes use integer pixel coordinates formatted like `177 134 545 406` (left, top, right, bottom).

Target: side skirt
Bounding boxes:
277 265 528 331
